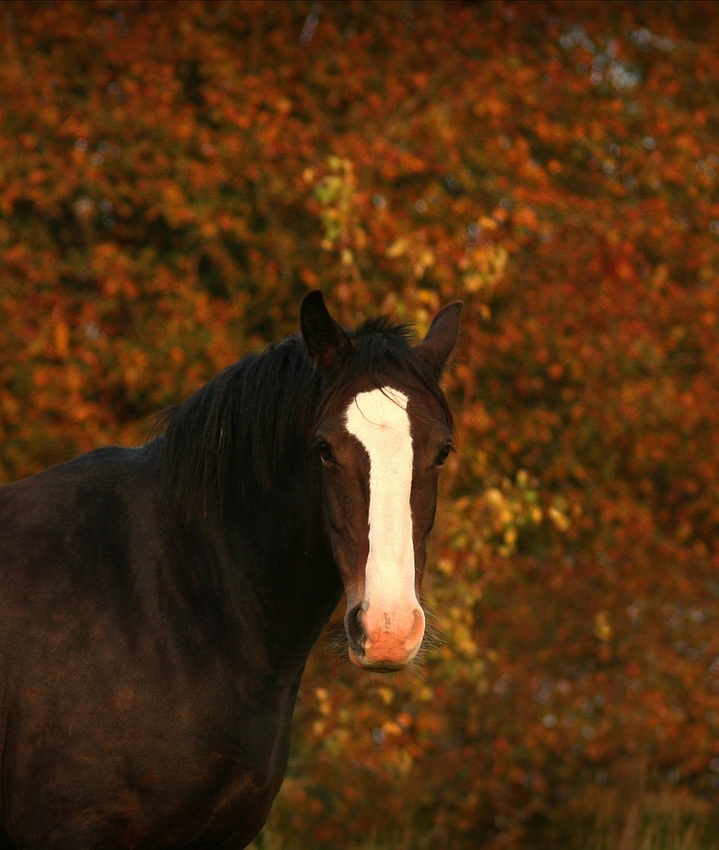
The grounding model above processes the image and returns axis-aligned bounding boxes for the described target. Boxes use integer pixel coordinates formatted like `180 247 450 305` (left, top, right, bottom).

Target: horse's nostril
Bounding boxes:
345 604 367 656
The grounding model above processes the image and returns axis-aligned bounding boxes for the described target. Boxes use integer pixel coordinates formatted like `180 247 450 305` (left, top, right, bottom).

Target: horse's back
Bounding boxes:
0 445 164 657
0 445 160 574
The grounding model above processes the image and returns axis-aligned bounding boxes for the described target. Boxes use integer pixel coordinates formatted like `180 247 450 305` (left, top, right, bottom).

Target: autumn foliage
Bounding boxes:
1 1 718 847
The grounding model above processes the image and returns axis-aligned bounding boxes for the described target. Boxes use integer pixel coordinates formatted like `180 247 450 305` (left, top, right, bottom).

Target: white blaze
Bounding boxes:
344 387 415 611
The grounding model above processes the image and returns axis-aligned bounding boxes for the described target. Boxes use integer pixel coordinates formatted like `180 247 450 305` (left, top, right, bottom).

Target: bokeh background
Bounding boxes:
1 1 718 847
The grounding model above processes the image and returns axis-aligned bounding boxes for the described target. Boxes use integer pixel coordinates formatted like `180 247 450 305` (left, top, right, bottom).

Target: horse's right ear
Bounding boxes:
300 291 354 373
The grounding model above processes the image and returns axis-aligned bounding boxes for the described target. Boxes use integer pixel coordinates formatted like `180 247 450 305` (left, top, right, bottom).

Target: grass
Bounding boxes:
249 786 719 850
583 788 719 850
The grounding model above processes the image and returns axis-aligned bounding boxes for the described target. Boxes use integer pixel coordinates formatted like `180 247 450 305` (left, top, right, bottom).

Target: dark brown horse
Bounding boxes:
0 291 461 848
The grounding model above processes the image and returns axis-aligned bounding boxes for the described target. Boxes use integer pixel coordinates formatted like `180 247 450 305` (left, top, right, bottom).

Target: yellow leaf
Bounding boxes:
594 611 612 642
377 687 395 706
386 238 408 258
548 506 571 532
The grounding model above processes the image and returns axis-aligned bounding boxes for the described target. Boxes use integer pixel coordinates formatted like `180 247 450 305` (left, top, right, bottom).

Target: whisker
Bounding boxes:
421 601 447 647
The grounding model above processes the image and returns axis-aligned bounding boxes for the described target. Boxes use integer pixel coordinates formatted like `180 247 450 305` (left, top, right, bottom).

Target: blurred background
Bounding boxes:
1 1 718 847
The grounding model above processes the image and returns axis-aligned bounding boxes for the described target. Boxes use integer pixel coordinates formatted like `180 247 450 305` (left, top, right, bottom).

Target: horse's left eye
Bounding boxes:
435 443 454 467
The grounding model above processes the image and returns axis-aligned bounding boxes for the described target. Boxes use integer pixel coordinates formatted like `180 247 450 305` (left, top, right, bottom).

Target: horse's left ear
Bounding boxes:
300 290 354 373
415 301 463 379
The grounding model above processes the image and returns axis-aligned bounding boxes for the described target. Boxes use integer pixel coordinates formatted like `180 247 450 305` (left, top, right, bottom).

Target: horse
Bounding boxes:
0 291 461 849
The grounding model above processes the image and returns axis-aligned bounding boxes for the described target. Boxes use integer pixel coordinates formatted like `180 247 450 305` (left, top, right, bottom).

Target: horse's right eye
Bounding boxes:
313 438 336 467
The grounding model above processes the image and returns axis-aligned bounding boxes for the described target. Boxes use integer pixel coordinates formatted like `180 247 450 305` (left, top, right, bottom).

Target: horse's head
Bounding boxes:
301 292 461 672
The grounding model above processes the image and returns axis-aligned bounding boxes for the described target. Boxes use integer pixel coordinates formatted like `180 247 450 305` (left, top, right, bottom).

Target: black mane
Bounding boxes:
158 315 451 523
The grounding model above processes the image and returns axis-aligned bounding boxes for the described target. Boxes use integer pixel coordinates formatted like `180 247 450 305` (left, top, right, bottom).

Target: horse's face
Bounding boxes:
301 293 461 672
314 379 454 671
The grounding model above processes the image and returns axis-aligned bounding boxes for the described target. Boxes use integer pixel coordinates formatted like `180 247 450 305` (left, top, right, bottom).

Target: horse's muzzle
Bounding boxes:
345 602 425 671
